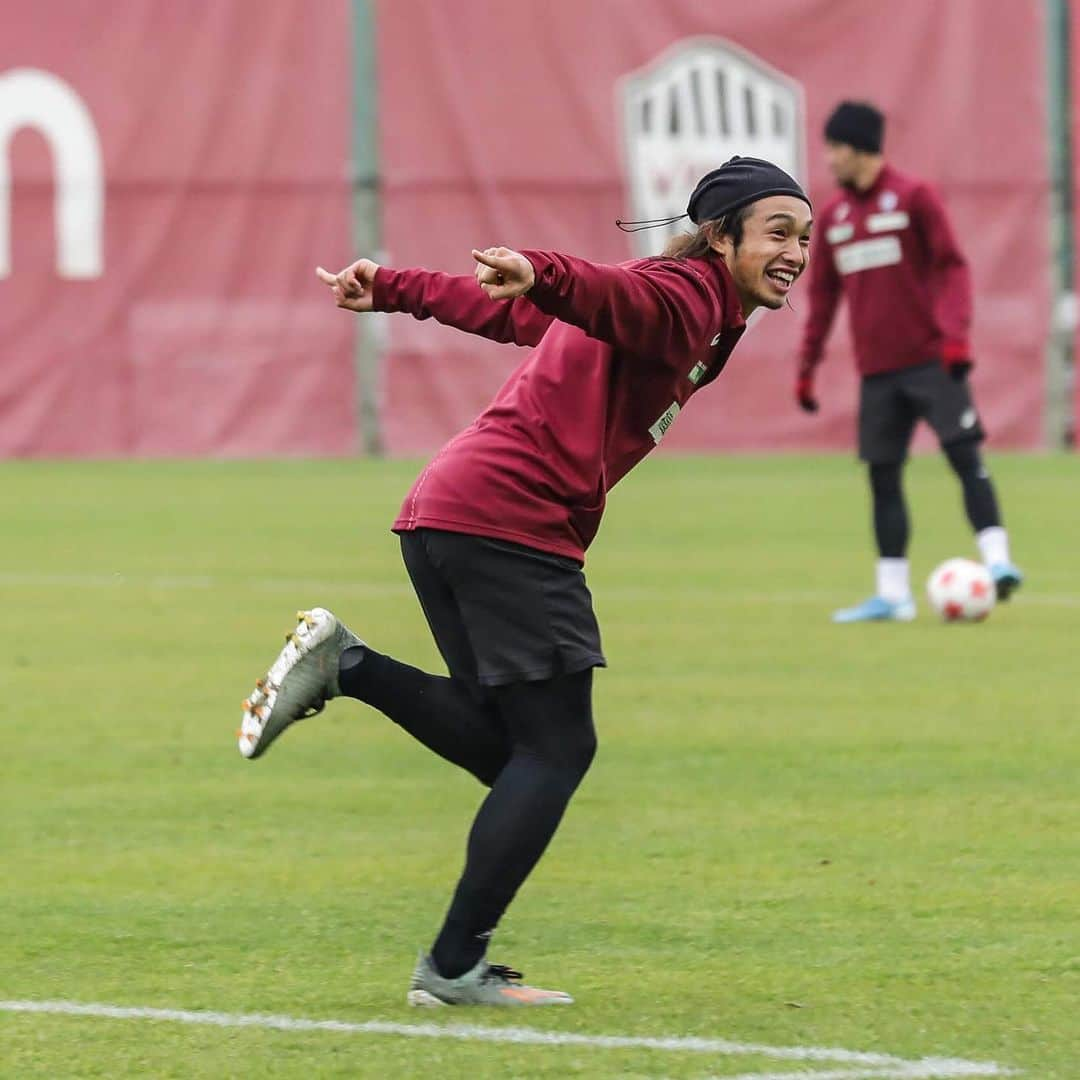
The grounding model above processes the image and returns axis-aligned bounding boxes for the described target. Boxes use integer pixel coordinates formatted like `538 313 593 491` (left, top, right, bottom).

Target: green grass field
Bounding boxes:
2 453 1077 1079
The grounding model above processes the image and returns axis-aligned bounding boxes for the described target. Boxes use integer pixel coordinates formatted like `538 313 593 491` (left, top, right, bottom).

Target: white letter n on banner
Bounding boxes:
0 67 104 279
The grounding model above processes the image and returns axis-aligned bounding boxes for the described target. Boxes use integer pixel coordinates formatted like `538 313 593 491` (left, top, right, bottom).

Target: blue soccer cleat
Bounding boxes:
832 595 916 623
989 562 1024 602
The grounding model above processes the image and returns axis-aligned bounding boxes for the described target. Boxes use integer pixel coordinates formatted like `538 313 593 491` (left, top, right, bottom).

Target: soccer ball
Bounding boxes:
926 558 996 622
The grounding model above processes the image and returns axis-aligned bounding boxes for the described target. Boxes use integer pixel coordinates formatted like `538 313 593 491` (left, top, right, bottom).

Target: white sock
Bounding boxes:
976 526 1011 566
876 558 911 603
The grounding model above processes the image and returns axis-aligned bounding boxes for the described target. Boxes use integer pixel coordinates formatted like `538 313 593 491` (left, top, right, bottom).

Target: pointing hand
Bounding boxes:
315 258 380 312
471 247 535 301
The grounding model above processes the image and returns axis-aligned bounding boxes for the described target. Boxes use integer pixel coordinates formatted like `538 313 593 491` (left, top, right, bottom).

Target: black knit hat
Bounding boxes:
687 156 811 224
824 101 884 153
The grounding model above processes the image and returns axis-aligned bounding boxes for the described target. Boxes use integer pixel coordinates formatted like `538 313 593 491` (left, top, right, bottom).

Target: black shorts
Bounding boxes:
858 360 985 464
399 528 606 688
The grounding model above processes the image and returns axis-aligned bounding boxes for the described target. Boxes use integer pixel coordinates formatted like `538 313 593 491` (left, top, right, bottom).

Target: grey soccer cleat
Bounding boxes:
238 607 362 760
406 953 574 1007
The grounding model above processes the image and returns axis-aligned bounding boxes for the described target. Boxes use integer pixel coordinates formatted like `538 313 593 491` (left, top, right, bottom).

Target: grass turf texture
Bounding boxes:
1 453 1077 1078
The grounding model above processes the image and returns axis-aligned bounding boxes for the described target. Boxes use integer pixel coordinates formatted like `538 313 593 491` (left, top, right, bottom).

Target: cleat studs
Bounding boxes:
242 699 251 711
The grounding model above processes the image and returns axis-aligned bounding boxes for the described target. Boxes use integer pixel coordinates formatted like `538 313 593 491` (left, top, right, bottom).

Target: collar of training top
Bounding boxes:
846 161 895 200
703 256 747 332
688 156 812 224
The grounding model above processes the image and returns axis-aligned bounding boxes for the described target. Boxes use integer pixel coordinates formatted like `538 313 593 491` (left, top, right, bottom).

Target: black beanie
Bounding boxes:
824 101 884 153
686 156 811 224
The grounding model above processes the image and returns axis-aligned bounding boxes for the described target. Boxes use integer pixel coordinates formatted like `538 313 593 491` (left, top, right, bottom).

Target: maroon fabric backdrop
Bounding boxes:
1 1 1056 458
376 0 1050 455
1 1 354 457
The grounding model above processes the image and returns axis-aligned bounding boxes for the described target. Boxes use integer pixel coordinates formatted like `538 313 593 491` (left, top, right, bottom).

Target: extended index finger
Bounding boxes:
471 248 510 270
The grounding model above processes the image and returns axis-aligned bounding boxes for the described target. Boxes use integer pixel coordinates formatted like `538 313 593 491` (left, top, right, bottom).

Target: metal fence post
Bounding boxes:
352 0 384 456
1046 0 1075 448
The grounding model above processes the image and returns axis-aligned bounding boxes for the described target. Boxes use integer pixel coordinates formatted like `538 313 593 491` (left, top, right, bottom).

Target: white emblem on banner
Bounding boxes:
0 67 104 278
620 38 806 257
834 236 902 275
834 202 850 220
826 223 854 244
649 401 681 443
878 190 899 211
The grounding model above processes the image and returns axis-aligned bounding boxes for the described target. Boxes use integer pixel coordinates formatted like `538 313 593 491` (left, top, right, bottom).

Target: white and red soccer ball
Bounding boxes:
926 558 996 622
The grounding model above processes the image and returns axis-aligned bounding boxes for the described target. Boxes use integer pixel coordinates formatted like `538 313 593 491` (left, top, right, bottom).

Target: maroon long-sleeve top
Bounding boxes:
375 250 746 563
799 164 972 378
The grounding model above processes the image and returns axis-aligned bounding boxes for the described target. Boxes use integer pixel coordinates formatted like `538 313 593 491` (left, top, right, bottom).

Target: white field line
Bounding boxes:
0 572 410 595
704 1060 1018 1080
0 571 1074 608
0 1000 1013 1079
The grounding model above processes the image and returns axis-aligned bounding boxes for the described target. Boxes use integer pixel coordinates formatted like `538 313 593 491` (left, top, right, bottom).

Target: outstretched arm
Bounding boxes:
472 247 724 362
528 250 722 361
315 258 552 347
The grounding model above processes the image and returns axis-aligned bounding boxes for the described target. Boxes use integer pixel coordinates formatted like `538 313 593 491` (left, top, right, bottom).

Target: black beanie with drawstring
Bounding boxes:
686 156 811 224
616 155 810 235
824 101 884 154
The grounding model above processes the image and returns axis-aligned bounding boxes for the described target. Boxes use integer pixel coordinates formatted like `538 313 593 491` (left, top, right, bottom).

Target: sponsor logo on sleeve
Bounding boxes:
649 401 681 443
689 360 708 384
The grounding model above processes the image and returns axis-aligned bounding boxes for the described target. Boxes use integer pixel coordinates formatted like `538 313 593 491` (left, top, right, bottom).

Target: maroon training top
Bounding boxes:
375 250 746 563
799 164 972 378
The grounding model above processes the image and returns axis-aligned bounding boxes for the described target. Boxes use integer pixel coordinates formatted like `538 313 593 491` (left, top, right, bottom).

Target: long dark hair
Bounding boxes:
663 204 753 260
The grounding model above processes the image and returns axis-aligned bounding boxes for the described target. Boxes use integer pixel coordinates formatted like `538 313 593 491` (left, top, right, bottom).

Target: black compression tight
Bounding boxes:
869 462 909 558
338 647 511 785
338 651 596 977
431 672 596 977
868 444 1002 558
944 441 1002 532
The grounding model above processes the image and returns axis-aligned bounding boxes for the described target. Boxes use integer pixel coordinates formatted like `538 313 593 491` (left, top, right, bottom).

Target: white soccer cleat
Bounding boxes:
237 608 362 760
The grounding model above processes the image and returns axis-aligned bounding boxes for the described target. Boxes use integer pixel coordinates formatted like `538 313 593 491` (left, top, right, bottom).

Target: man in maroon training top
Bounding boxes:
237 157 812 1006
797 101 1023 623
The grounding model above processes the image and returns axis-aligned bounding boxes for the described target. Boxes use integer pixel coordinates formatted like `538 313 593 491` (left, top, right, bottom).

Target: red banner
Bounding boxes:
376 0 1050 454
1 2 354 456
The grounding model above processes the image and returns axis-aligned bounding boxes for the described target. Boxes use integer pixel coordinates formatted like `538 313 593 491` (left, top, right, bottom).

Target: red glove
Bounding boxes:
796 364 819 413
942 341 972 382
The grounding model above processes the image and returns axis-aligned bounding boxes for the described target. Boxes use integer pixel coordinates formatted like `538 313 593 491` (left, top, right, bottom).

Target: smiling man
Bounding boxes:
237 156 811 1008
